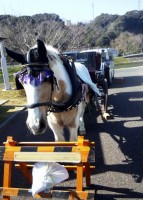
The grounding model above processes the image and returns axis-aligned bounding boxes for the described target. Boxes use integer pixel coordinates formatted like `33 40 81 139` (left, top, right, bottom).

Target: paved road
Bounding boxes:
1 66 143 199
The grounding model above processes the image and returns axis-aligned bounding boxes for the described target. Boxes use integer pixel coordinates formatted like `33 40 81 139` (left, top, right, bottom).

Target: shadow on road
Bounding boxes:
83 75 143 199
107 89 143 182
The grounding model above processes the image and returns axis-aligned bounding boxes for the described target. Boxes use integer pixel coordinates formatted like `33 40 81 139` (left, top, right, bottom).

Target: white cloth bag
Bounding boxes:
31 162 69 196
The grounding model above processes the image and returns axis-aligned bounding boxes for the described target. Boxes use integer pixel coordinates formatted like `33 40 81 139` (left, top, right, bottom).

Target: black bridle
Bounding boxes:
17 63 57 111
16 63 53 78
19 61 83 113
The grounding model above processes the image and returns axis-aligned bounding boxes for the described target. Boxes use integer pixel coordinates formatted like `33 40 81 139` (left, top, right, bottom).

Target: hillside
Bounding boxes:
0 10 143 56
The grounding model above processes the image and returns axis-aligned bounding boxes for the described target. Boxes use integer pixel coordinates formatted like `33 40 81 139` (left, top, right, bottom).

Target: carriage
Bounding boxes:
63 48 115 118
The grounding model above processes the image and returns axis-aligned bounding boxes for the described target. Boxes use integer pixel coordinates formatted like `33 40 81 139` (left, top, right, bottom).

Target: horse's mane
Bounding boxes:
46 45 62 63
46 45 59 55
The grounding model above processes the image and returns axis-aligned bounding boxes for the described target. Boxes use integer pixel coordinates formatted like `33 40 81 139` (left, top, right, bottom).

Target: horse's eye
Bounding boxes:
27 67 36 76
21 67 27 74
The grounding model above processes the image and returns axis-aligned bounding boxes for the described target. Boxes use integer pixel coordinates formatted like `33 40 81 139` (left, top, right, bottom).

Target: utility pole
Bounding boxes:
138 0 141 10
92 3 94 20
0 37 11 90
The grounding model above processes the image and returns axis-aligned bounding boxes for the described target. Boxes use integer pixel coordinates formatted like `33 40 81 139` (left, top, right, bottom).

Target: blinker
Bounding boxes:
14 64 54 90
15 75 24 90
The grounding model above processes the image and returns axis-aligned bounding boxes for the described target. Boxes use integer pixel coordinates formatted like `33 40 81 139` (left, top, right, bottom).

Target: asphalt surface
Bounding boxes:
1 66 143 200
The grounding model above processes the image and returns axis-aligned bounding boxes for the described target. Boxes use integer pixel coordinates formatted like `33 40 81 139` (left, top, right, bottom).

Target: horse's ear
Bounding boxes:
5 47 26 64
37 39 47 56
37 39 48 63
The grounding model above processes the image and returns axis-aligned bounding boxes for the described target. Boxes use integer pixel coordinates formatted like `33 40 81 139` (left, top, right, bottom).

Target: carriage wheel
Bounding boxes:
104 67 112 87
102 78 108 113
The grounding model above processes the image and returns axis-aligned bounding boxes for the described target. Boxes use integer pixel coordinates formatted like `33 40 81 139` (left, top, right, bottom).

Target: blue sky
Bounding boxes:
0 0 142 23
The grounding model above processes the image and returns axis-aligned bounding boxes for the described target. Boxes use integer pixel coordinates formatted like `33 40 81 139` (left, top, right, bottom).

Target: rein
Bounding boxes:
23 93 84 112
24 102 52 109
24 96 83 112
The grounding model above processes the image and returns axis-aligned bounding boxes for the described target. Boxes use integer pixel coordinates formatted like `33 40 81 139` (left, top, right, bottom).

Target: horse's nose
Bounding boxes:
34 119 47 134
26 118 47 135
39 119 46 131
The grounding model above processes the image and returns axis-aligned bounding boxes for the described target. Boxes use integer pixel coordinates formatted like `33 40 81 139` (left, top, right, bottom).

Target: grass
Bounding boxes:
0 88 26 124
0 65 21 84
114 57 143 69
115 61 143 69
0 65 27 124
114 57 129 64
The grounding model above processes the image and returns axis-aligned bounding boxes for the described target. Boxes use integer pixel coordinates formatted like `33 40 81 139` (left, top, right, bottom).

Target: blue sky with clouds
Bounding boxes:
0 0 142 23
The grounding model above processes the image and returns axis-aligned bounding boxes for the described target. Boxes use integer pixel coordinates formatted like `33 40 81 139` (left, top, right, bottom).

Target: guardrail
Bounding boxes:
123 53 143 58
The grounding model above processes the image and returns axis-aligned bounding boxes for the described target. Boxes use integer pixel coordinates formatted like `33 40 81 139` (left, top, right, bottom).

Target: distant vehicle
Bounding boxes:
62 48 115 87
62 48 114 115
62 51 79 60
76 49 115 87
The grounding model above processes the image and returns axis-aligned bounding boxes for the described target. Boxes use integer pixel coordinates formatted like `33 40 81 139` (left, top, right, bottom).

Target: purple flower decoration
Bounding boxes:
14 69 53 87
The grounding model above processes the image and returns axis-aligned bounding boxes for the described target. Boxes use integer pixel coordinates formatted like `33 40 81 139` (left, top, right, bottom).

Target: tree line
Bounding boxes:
0 10 143 57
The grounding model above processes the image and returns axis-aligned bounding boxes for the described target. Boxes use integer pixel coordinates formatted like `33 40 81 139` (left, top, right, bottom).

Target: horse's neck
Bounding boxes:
52 62 72 102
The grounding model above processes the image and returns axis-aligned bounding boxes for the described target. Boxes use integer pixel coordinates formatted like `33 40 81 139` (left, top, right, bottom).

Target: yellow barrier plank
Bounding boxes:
14 152 81 163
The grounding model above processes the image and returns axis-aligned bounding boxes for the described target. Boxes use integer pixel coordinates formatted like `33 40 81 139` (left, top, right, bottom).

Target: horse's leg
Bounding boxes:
79 116 86 135
69 126 78 141
49 124 65 141
47 116 65 141
69 102 86 141
79 102 86 135
51 124 65 141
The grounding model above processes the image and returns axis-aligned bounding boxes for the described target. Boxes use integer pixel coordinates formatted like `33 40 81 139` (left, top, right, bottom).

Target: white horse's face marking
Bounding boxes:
24 82 51 135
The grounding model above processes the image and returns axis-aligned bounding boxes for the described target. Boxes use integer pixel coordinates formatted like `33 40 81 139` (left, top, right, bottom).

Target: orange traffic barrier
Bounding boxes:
0 136 95 200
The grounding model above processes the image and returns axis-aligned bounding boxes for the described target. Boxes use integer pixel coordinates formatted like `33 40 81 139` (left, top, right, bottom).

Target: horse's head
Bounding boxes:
6 40 55 135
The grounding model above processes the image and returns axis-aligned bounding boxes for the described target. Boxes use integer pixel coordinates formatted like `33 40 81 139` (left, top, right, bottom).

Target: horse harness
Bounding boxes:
16 58 84 113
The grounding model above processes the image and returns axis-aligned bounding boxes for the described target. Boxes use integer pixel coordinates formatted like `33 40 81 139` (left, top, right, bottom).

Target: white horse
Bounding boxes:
6 39 100 141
